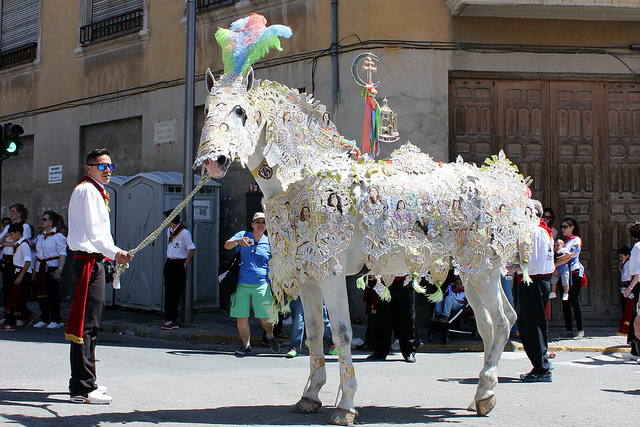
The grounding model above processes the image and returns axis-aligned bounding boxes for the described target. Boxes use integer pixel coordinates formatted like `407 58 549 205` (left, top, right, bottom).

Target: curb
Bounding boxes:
101 321 629 354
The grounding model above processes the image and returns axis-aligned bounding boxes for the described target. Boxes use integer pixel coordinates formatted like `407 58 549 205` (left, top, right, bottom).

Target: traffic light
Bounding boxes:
2 123 24 157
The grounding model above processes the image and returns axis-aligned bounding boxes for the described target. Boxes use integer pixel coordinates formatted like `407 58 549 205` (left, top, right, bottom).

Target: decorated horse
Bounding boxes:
196 14 536 425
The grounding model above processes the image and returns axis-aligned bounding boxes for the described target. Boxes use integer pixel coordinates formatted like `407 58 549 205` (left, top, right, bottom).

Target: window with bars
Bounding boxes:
0 0 39 69
79 0 144 45
196 0 238 13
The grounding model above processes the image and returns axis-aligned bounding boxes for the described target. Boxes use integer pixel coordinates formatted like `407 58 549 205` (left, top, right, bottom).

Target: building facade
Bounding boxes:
1 0 639 320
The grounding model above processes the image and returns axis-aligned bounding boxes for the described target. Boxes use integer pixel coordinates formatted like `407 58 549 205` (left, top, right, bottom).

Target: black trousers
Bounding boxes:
163 261 186 322
1 259 13 306
562 272 584 332
373 278 417 358
37 268 62 324
517 274 551 374
69 259 105 396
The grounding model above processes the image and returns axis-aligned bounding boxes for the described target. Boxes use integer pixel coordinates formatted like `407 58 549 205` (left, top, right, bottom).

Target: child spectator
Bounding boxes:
433 276 466 322
618 246 632 314
550 239 571 301
0 223 36 331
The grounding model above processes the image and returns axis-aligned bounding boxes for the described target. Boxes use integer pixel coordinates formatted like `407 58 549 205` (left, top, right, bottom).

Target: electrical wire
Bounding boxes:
2 38 638 121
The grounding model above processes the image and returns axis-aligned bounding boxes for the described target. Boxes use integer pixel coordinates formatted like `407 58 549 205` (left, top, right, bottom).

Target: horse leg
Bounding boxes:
465 266 511 416
321 272 358 425
293 280 326 414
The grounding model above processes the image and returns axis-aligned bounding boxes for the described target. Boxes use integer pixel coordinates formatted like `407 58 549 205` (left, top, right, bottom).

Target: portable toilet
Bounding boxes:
113 172 220 311
103 174 129 307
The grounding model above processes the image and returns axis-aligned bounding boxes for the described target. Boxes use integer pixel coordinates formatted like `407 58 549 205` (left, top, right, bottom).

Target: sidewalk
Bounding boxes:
97 304 632 354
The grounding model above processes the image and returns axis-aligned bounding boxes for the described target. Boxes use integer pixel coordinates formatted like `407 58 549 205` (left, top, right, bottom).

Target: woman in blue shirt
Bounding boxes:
224 212 280 356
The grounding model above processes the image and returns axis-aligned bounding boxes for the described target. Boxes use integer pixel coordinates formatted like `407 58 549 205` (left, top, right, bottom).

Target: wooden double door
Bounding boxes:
449 75 640 322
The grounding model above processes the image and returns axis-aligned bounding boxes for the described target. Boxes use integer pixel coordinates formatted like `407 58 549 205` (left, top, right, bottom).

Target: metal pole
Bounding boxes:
331 0 339 107
183 0 196 323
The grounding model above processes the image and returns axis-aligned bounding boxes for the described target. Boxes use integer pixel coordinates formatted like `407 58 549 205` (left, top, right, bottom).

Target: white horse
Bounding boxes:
195 64 536 424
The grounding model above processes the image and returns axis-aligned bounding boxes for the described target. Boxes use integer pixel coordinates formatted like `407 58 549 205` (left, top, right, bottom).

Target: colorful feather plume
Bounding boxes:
215 13 292 77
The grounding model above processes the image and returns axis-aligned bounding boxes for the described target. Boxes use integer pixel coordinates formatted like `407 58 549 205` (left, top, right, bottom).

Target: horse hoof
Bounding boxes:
293 397 322 413
329 407 358 425
475 394 496 416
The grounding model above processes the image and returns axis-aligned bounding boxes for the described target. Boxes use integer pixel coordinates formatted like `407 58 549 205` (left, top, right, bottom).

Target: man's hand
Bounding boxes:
115 250 133 265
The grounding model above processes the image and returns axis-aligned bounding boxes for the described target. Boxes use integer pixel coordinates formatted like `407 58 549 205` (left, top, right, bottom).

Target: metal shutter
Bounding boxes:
92 0 143 22
1 0 39 51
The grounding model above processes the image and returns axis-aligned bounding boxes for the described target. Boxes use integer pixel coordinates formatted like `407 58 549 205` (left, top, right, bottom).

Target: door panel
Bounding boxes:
449 76 637 321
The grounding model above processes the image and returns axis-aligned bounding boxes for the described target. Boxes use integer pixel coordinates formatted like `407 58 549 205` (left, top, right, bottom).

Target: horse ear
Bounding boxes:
206 68 215 93
244 67 254 92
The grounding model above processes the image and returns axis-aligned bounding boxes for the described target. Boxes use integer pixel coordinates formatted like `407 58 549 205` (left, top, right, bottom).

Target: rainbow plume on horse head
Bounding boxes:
215 13 292 78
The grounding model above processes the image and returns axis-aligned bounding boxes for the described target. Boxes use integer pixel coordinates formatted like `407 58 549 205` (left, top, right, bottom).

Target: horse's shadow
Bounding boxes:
1 388 478 425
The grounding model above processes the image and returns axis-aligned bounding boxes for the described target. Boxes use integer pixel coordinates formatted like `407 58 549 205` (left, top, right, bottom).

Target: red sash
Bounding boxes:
539 218 553 240
64 253 98 344
35 256 59 298
618 297 636 336
168 223 186 244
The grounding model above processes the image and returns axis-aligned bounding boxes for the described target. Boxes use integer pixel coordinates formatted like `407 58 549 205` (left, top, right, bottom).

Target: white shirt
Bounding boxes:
628 242 640 277
166 224 195 259
527 226 555 276
13 237 32 273
0 222 32 257
67 180 120 259
35 227 67 269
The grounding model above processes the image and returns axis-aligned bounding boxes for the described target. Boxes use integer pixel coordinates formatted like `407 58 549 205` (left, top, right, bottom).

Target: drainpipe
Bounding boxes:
331 0 339 108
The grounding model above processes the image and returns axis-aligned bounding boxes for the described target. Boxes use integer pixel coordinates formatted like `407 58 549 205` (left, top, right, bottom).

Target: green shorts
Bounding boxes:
230 282 272 319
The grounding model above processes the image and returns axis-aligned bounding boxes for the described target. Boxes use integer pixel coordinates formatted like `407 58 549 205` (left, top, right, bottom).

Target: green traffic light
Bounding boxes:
6 142 17 153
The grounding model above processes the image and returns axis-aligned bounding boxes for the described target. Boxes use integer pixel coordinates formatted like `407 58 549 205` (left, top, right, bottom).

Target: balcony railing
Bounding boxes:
196 0 236 13
79 9 144 45
0 42 38 69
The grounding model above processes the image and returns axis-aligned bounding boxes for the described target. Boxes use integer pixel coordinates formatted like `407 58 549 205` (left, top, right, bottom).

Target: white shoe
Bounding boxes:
562 293 569 301
70 389 112 404
33 321 48 328
96 384 108 393
549 292 557 299
623 353 639 361
46 322 60 329
16 320 24 327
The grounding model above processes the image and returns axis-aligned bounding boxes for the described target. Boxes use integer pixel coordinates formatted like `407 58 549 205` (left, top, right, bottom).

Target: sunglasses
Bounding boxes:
41 217 49 222
88 163 115 171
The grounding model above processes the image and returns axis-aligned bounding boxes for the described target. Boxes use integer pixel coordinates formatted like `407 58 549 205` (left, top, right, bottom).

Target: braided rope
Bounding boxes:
114 173 211 279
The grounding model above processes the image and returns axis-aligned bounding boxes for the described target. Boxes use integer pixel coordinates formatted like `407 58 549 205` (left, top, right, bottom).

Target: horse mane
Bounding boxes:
250 79 355 190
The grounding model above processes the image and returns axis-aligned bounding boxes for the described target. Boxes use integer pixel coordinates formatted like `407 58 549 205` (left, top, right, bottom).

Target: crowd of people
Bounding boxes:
3 149 640 403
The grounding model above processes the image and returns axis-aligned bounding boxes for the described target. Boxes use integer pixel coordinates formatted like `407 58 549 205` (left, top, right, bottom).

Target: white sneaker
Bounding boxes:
97 384 108 393
562 293 569 301
16 320 24 327
70 389 112 404
47 322 60 329
33 321 48 328
549 292 557 299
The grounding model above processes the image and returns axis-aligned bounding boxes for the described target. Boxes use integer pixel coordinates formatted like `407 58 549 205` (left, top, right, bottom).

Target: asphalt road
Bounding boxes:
1 327 638 426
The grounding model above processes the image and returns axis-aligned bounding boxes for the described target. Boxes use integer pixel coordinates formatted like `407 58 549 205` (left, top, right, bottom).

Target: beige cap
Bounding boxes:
253 212 266 221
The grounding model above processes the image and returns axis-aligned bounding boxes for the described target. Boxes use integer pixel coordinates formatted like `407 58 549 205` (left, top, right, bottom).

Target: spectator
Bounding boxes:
0 204 32 311
367 275 419 363
623 223 640 358
542 207 557 239
557 217 585 339
223 212 280 356
618 246 631 316
0 223 36 331
432 276 466 323
161 210 195 330
549 239 570 301
66 148 132 404
517 200 555 382
32 211 67 329
286 298 336 358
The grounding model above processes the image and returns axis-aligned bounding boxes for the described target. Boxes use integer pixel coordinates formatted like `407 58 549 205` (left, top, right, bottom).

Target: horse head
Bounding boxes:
192 13 291 179
194 68 263 178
